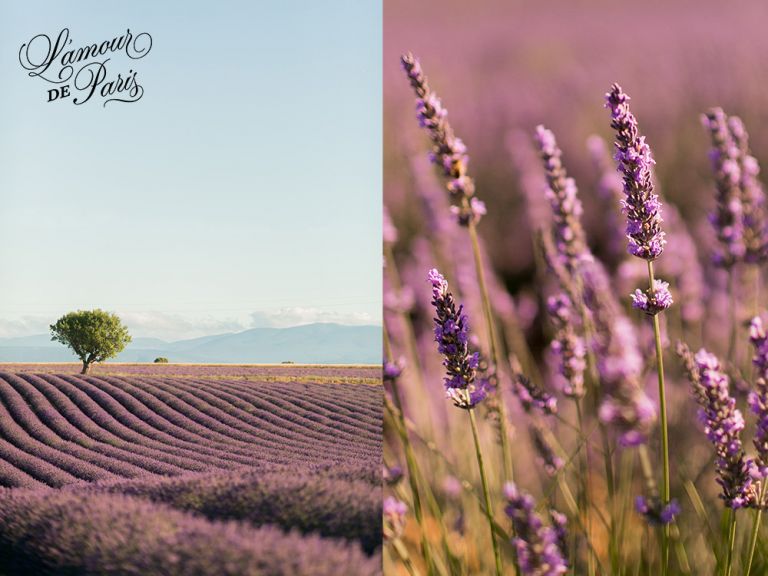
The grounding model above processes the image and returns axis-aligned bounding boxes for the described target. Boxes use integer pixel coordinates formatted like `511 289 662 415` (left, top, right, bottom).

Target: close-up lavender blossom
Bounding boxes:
401 53 481 226
428 268 488 409
605 84 666 262
635 496 681 526
631 279 674 316
678 344 756 509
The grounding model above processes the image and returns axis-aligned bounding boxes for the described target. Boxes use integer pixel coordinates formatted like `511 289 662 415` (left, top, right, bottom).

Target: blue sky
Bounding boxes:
0 1 381 341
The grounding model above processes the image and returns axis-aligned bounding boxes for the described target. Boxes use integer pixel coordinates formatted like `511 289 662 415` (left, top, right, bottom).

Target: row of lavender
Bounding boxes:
384 53 768 575
2 362 380 381
0 373 379 486
0 371 382 575
0 490 381 576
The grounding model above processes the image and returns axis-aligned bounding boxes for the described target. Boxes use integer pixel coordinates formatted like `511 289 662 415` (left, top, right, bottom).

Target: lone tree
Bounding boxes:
50 310 131 374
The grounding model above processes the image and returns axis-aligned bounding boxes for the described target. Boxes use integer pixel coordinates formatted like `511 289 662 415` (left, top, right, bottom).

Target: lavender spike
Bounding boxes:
428 268 489 408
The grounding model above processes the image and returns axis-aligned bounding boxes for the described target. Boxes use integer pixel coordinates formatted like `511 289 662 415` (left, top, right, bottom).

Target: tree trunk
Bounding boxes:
81 362 90 375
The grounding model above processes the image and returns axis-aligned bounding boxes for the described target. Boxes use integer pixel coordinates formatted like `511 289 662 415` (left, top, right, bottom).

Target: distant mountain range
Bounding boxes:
0 323 381 364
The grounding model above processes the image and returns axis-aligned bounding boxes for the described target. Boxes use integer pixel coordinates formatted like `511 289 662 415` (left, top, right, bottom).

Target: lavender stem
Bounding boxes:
469 405 504 576
467 212 516 483
648 259 671 575
744 481 766 575
574 399 596 576
724 509 737 576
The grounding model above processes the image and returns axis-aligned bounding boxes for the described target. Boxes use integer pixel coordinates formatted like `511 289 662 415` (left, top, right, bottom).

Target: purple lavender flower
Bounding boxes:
605 84 666 261
383 360 403 382
548 510 568 564
530 423 564 477
547 294 586 399
635 496 681 525
450 196 486 225
729 116 768 264
514 373 557 415
534 126 587 272
678 342 757 508
383 465 404 486
598 392 656 448
383 497 408 541
748 316 768 478
442 475 463 499
630 279 673 316
503 482 568 576
428 268 489 408
702 108 745 267
401 53 479 226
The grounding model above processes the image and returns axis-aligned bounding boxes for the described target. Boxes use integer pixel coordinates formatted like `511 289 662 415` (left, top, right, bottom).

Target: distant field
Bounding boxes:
0 366 382 575
0 363 382 385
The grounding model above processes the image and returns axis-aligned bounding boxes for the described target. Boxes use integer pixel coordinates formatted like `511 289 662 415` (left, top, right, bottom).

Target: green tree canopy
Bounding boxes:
50 310 131 374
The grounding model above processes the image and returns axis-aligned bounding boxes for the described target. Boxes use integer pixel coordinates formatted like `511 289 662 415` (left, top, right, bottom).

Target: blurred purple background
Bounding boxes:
385 0 768 279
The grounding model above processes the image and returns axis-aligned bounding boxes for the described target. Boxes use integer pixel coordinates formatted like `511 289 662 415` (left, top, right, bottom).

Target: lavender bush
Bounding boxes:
0 490 381 576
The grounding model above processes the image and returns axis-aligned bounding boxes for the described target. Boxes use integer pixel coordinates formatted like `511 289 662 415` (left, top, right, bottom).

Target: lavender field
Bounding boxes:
384 1 768 575
1 362 381 384
0 365 382 575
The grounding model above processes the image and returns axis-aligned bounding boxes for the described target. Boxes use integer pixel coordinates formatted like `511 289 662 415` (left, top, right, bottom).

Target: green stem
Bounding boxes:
648 260 670 576
724 508 737 576
556 474 605 573
745 483 766 576
469 407 503 576
467 217 515 483
575 400 595 576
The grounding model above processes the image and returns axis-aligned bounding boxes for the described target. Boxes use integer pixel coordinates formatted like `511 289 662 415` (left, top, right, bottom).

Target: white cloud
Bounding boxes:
0 307 379 342
118 311 247 342
249 307 376 329
0 316 51 338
